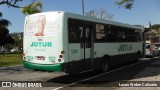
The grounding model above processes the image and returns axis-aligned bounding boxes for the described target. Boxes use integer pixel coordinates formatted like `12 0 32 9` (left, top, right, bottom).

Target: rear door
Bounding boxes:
68 19 94 73
79 24 94 71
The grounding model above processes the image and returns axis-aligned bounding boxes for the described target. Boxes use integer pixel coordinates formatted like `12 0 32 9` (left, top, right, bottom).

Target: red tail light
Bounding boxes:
61 51 65 54
59 55 63 58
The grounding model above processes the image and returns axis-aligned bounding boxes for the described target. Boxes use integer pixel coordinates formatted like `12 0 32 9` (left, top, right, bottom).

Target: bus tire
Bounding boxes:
138 51 142 58
101 56 109 72
135 52 140 62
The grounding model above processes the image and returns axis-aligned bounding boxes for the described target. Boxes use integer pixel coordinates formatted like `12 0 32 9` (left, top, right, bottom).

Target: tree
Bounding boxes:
85 8 113 20
0 12 2 19
21 1 42 15
116 0 135 10
146 24 160 42
0 0 136 10
0 12 15 46
11 33 23 52
0 0 23 8
0 0 135 10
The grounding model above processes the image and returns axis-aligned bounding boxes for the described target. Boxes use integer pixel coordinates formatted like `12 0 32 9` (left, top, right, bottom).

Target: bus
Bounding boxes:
23 11 145 74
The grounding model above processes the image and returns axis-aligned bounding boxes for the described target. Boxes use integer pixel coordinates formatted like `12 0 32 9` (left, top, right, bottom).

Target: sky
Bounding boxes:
0 0 160 33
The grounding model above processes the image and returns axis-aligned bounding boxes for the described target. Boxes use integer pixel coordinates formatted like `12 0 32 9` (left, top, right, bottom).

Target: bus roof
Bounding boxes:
63 11 144 30
26 11 144 30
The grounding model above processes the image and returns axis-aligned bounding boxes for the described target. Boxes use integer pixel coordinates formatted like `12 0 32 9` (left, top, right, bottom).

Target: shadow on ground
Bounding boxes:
47 58 160 87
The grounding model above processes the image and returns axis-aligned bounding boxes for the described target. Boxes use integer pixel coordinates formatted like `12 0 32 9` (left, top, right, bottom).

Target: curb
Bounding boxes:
0 65 22 70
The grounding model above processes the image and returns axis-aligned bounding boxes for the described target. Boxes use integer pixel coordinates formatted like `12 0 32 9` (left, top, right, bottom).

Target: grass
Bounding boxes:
0 54 23 68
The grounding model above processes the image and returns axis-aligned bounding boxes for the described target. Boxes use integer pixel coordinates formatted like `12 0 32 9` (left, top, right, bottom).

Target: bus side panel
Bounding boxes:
94 42 143 66
67 44 84 73
93 57 102 70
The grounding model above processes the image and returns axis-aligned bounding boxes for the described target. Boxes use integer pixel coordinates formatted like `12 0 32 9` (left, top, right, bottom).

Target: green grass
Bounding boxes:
0 54 23 67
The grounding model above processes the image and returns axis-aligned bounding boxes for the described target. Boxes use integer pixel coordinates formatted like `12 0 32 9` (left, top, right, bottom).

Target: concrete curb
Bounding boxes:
0 65 22 70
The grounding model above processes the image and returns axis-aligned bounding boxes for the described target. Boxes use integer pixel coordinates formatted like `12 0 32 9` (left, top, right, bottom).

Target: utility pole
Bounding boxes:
82 0 84 15
158 27 160 42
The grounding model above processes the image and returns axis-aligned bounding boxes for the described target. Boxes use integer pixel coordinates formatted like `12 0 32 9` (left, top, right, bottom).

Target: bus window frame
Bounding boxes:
68 18 143 43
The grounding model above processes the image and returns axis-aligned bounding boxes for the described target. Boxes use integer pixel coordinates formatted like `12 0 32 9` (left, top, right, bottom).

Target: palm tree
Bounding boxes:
0 12 11 27
21 1 42 15
0 19 11 28
0 12 2 19
0 12 14 46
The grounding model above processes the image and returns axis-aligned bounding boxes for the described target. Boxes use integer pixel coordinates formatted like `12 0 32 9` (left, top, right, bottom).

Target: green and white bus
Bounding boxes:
23 11 145 74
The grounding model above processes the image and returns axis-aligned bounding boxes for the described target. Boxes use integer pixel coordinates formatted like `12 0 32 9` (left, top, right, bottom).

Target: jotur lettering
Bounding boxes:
31 42 52 47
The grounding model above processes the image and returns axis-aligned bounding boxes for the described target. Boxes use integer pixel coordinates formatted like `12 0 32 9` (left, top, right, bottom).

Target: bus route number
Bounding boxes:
71 49 78 54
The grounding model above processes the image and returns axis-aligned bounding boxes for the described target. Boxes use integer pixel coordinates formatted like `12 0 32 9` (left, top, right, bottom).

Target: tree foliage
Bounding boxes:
21 1 42 15
0 12 15 46
85 8 113 20
151 24 160 30
0 0 23 8
116 0 135 10
0 0 135 10
0 19 11 27
11 33 23 51
0 27 15 46
145 24 160 42
150 24 160 37
0 12 2 18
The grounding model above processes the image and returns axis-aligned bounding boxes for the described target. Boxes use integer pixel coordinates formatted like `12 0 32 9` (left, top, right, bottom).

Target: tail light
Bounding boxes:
58 59 61 62
61 51 65 54
59 55 63 58
58 50 65 62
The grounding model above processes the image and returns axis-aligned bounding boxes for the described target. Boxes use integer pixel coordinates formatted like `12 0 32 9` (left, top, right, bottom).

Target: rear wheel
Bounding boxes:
135 53 140 62
136 52 142 62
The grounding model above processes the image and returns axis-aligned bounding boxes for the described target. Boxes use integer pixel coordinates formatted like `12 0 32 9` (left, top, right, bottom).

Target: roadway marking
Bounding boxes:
53 58 150 90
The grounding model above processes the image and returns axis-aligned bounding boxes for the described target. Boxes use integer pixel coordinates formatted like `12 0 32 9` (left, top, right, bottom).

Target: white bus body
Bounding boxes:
23 11 144 73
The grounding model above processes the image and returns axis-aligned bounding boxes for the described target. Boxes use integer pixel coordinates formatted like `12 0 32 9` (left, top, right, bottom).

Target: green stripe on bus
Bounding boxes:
23 61 63 72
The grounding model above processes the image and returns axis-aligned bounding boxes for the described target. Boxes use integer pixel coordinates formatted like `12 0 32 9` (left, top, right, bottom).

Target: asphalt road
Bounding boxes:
0 58 159 90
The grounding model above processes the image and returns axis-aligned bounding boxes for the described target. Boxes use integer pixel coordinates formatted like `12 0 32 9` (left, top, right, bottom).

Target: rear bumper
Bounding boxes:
23 61 63 72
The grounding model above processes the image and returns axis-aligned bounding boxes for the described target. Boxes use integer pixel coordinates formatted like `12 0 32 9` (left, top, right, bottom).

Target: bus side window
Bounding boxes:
79 27 83 39
79 26 84 48
118 30 126 42
135 30 142 42
68 19 80 43
95 24 106 42
70 27 78 42
85 27 91 48
79 26 91 48
107 26 118 42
